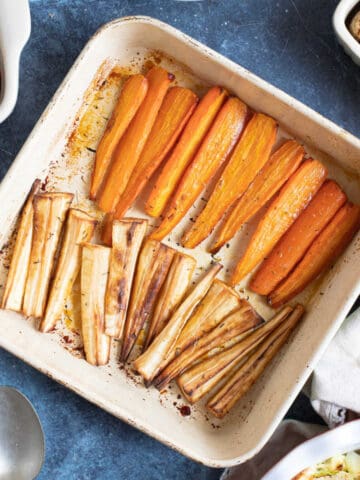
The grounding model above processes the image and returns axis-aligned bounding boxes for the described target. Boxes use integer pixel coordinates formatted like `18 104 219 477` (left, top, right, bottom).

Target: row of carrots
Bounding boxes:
1 183 304 417
89 65 360 306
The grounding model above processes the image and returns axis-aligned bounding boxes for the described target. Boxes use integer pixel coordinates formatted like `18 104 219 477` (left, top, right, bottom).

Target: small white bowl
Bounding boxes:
333 0 360 65
0 0 31 123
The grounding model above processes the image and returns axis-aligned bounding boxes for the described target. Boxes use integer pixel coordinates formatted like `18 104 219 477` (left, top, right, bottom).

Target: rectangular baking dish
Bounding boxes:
0 17 359 467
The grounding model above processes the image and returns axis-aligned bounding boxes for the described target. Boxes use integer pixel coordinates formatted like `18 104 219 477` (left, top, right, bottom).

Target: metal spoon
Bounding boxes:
0 386 44 480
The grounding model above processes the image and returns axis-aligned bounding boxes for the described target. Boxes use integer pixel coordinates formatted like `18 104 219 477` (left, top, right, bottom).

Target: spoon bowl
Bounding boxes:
0 386 44 480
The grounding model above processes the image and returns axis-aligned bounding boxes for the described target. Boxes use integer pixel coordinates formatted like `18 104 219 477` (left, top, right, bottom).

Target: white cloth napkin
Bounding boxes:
310 308 360 427
222 307 360 479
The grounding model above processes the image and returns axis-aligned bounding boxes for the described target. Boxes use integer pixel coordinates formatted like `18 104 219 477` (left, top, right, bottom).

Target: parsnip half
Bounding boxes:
156 302 262 388
2 179 41 312
144 251 196 350
81 243 111 366
120 239 175 362
177 306 294 403
207 305 304 417
170 279 243 359
104 218 148 339
23 192 73 318
150 278 243 384
40 209 97 332
133 263 222 385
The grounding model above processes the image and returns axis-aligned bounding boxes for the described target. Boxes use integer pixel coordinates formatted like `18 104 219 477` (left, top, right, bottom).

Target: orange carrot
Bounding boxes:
97 66 173 213
230 159 328 285
182 113 277 249
145 86 228 218
90 74 148 200
111 87 198 219
150 97 249 241
210 140 305 253
251 180 347 295
269 203 360 308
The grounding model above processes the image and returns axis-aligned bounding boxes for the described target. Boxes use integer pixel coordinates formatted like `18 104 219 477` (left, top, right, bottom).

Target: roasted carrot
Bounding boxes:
145 86 228 218
182 113 278 249
112 87 198 219
150 97 249 241
230 159 327 285
90 74 148 199
269 203 360 308
251 180 347 295
210 140 305 253
97 66 173 213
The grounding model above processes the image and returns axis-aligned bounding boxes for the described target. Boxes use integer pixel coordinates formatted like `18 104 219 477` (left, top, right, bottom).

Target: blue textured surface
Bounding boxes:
0 1 358 479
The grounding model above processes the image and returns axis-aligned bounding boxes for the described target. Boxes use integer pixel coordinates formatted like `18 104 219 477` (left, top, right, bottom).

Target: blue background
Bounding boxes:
0 1 358 479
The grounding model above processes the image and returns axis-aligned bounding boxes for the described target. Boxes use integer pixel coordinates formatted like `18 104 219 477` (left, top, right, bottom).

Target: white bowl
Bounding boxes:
333 0 360 65
0 0 31 123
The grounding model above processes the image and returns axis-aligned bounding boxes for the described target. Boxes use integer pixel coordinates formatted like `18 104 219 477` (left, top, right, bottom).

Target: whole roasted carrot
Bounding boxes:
111 87 198 219
251 180 347 296
210 140 305 253
97 66 173 213
90 74 148 200
230 159 327 285
145 86 228 218
268 203 360 308
182 113 277 249
150 97 249 241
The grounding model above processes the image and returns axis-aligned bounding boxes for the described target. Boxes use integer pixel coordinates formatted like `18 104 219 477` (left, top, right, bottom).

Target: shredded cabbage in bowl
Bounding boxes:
294 451 360 479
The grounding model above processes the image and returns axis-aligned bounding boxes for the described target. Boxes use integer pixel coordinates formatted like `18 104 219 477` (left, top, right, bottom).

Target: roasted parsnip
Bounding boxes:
144 251 196 350
40 209 97 332
81 243 111 366
182 113 277 249
170 279 244 358
177 306 293 403
152 280 246 388
2 179 41 312
104 218 148 339
90 74 149 199
120 239 175 362
155 302 262 388
23 192 73 318
207 305 304 418
133 263 222 384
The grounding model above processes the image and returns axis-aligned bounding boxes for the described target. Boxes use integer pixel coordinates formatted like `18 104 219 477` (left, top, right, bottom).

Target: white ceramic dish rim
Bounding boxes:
0 16 359 468
333 0 360 65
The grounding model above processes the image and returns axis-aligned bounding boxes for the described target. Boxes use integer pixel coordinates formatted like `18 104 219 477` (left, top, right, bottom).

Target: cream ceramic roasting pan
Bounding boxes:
0 17 359 467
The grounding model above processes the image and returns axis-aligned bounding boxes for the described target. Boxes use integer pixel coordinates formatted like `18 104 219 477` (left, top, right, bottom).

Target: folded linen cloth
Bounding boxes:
310 308 360 427
222 308 360 479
